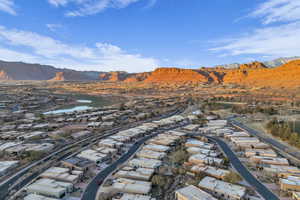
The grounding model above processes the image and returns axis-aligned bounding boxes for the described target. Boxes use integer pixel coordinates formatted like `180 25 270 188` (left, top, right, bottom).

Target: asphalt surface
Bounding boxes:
207 136 279 200
229 118 300 161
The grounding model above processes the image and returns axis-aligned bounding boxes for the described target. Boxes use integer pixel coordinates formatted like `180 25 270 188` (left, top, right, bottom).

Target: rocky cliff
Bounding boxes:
144 68 210 83
222 60 300 88
50 72 65 81
0 70 12 80
1 58 300 89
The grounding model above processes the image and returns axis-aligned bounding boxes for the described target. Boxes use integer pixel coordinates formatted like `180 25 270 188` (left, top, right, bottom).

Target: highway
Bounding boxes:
207 136 279 200
81 124 186 200
0 107 185 200
229 118 300 162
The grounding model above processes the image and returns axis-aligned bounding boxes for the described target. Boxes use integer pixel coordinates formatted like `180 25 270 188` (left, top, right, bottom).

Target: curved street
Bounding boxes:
207 136 279 200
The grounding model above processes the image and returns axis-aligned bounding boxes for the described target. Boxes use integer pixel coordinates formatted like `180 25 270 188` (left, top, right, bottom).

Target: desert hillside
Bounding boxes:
1 58 300 88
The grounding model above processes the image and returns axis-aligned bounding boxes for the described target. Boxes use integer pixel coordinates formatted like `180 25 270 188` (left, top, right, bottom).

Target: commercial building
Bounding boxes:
198 177 246 200
175 185 217 200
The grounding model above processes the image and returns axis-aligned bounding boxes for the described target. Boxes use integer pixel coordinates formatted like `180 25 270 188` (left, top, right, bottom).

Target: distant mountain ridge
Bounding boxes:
0 60 101 81
216 56 300 69
1 58 300 88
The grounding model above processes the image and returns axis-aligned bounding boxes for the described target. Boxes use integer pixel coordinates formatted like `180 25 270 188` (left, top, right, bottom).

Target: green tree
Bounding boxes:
151 175 167 187
223 171 242 184
289 132 300 146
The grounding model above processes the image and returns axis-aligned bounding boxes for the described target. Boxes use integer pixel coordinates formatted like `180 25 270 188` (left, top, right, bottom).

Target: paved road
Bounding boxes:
229 118 300 161
207 136 279 200
81 124 186 200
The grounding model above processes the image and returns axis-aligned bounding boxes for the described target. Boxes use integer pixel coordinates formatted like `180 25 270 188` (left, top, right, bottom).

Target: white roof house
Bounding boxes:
136 150 166 160
188 154 223 166
198 177 246 200
24 194 58 200
191 166 230 179
175 185 217 200
185 139 214 149
26 178 73 198
115 167 155 181
40 167 82 183
250 156 289 166
280 176 300 191
142 144 170 153
112 178 152 195
118 194 156 200
244 149 277 158
77 149 108 164
128 158 162 169
230 137 260 144
186 147 218 157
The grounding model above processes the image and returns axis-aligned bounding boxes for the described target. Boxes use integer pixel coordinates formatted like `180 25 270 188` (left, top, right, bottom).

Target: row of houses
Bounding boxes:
110 129 189 199
175 133 249 200
24 166 84 199
205 118 300 199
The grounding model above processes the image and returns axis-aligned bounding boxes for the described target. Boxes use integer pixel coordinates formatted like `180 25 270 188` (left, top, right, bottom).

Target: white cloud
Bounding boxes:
211 22 300 57
48 0 154 17
0 0 16 15
251 0 300 24
0 47 39 62
48 0 69 7
66 0 110 17
211 0 300 58
0 25 159 72
46 24 63 32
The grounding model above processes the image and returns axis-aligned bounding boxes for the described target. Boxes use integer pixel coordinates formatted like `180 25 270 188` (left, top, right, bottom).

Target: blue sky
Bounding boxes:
0 0 299 72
